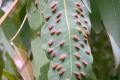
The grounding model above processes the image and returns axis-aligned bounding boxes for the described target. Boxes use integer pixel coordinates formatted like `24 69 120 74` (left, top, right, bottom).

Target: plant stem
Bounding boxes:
0 0 19 26
10 14 27 43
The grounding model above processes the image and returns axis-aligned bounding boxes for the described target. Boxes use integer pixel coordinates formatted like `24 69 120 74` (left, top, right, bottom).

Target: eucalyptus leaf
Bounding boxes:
41 0 93 79
2 70 19 80
31 37 50 80
12 43 34 80
90 0 101 34
97 0 120 68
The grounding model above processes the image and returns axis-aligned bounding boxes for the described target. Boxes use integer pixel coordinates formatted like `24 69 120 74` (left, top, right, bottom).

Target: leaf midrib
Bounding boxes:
63 0 72 79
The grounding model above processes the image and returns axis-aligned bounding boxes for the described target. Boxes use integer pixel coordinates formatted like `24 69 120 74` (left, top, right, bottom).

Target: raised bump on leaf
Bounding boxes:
49 25 53 30
46 15 50 20
73 14 78 18
57 66 62 70
78 7 83 12
48 40 54 45
59 41 65 46
60 55 66 60
75 72 79 76
48 48 53 53
73 36 79 41
56 13 61 18
84 38 88 42
51 30 56 34
85 50 90 55
76 3 81 7
84 34 87 38
59 70 64 75
51 3 57 8
53 64 58 69
83 61 87 65
76 63 81 68
80 13 84 17
77 76 81 80
56 18 61 23
76 9 80 13
77 28 82 33
52 52 56 57
75 45 80 50
81 72 86 76
83 26 87 30
85 30 89 35
75 54 80 59
80 42 84 47
35 1 38 5
84 20 88 23
56 30 62 35
76 20 81 25
52 6 57 12
37 32 40 35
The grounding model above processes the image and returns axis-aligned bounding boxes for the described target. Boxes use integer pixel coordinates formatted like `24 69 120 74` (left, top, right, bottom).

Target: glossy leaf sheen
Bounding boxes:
12 43 34 80
2 71 19 80
41 0 93 80
82 0 91 13
27 0 47 31
0 58 3 79
0 0 2 7
89 71 97 80
90 0 101 34
97 0 120 68
31 37 50 80
0 10 18 59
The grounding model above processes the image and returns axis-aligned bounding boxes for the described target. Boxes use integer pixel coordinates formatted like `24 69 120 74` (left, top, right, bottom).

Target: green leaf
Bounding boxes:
31 37 50 80
4 53 20 77
90 0 101 34
2 70 19 80
12 43 34 80
19 5 31 54
97 0 120 68
27 0 47 31
41 0 93 80
0 10 18 59
82 0 91 13
27 0 50 80
0 0 2 7
89 71 97 80
0 56 3 79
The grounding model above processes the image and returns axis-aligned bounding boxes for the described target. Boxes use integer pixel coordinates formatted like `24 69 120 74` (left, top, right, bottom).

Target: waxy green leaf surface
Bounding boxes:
41 0 93 80
97 0 120 68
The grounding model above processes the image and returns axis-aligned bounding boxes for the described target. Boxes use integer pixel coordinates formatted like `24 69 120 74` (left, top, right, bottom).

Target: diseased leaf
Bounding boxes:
41 0 93 80
31 37 50 80
90 0 101 34
11 43 34 80
97 0 120 68
27 0 50 80
2 70 19 80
